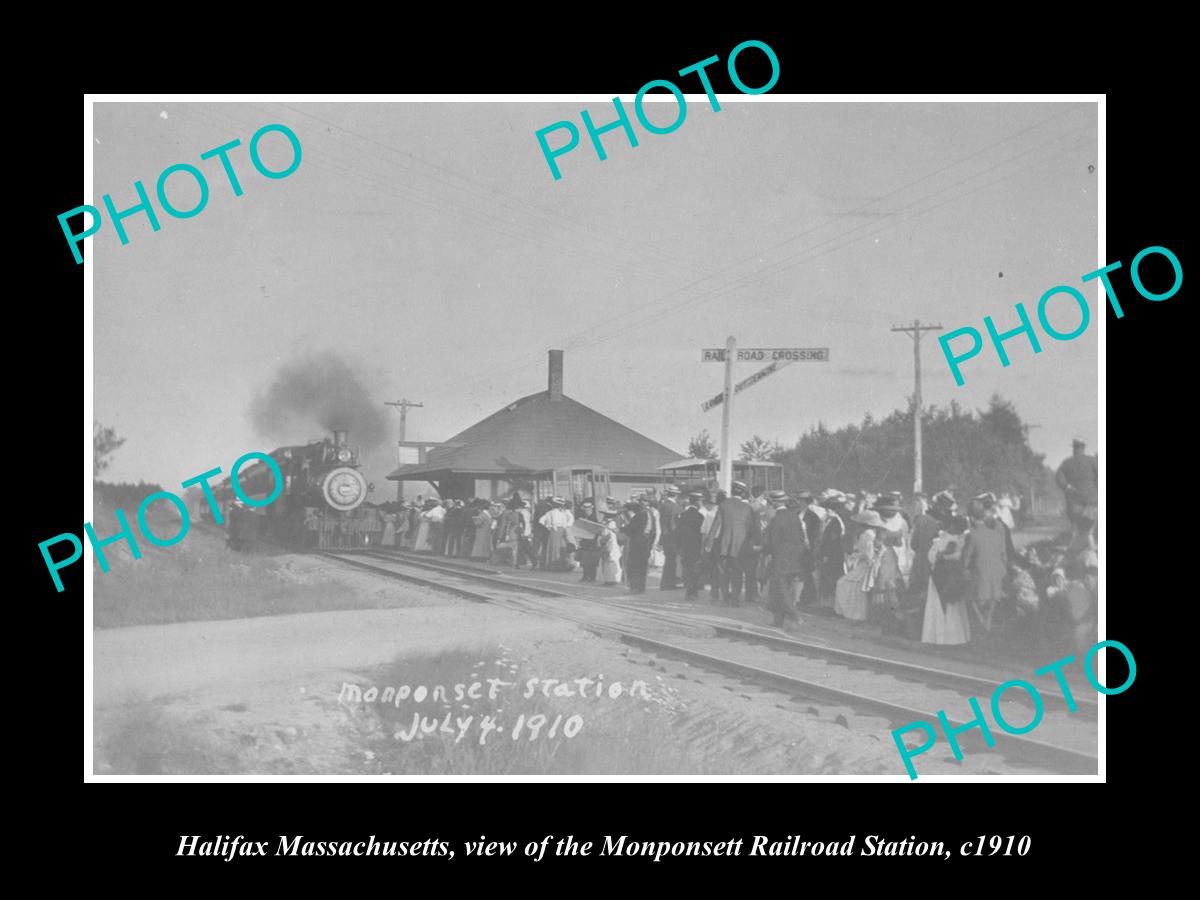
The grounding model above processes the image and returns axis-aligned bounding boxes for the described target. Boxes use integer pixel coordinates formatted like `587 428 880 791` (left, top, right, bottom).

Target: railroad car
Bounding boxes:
530 465 612 506
206 430 377 550
656 458 785 496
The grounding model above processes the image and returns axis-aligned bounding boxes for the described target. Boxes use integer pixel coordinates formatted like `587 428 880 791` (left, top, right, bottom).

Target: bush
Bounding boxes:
91 495 374 627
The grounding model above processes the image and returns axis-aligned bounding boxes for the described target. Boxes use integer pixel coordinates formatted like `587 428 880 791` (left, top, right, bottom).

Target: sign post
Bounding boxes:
719 336 735 495
701 345 830 495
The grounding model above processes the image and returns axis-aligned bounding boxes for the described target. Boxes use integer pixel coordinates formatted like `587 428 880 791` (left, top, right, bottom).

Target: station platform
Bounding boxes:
392 549 1087 689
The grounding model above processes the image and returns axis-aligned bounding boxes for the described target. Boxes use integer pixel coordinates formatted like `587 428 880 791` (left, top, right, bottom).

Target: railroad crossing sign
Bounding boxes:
702 359 793 411
701 347 829 363
702 338 830 493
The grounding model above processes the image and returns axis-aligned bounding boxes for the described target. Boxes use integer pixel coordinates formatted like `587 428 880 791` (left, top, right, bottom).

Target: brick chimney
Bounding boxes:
548 349 564 401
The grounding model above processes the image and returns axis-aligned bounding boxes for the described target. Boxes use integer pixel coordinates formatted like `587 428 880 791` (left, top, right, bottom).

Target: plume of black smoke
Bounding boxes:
249 351 388 448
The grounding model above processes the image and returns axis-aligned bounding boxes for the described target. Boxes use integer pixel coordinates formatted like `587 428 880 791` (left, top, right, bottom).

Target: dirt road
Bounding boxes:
90 558 1056 777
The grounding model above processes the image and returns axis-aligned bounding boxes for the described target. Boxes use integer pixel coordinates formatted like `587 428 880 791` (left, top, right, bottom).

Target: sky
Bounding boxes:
92 99 1098 496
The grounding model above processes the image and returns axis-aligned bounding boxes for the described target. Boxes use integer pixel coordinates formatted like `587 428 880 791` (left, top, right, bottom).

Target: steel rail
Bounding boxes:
319 551 1099 775
593 599 1095 718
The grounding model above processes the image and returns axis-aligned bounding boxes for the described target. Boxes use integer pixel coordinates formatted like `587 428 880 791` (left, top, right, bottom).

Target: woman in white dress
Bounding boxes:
539 498 576 571
598 519 623 585
836 512 882 622
922 515 972 645
413 501 439 553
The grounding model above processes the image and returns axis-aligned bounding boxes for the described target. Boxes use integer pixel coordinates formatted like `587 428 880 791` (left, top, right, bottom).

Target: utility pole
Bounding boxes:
719 336 735 495
1020 423 1042 516
386 399 424 501
891 320 943 495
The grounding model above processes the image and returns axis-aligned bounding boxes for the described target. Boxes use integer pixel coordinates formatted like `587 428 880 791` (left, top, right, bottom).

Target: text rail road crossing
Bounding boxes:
701 347 829 363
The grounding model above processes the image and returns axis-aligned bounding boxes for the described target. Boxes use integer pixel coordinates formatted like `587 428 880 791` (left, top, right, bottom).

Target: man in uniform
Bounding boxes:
705 481 760 606
1056 438 1099 547
658 485 682 590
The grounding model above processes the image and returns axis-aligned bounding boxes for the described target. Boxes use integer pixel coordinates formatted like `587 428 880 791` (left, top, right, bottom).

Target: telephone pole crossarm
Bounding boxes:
386 399 426 500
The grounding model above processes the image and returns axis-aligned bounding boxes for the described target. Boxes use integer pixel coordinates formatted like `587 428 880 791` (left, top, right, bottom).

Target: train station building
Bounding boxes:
386 351 685 502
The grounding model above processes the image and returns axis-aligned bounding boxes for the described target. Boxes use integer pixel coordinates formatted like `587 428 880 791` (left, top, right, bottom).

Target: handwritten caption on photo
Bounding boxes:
339 675 656 745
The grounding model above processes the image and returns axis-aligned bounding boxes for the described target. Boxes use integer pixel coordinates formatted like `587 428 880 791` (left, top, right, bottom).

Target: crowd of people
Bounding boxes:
679 472 1094 653
377 493 660 590
373 439 1098 655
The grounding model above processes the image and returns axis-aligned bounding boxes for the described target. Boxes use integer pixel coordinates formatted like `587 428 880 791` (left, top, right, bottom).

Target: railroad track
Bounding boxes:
319 549 1098 775
341 548 1097 718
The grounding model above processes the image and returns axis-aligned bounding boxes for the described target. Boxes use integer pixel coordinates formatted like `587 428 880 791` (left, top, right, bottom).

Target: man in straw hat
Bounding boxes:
622 497 655 594
658 484 683 590
705 480 760 606
677 490 707 601
574 497 601 582
962 494 1008 637
815 489 849 608
907 491 953 616
793 490 822 603
762 489 806 629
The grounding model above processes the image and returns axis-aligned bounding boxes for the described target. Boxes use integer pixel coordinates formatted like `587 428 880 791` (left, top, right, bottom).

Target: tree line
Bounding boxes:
689 395 1056 508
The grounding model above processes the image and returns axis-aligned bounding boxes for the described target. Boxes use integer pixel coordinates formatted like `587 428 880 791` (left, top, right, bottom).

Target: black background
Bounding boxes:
28 23 1178 884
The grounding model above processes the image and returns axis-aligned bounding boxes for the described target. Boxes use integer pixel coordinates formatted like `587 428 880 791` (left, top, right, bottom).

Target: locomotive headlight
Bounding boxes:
337 449 352 463
322 467 367 511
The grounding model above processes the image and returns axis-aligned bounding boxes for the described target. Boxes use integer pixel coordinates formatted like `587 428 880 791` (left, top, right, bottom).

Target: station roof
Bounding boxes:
387 390 686 482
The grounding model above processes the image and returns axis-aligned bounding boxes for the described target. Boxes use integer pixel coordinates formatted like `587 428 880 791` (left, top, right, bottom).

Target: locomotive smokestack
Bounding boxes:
548 349 564 401
333 430 348 448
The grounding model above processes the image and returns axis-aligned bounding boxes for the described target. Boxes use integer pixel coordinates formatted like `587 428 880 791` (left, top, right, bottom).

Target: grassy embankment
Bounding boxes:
92 493 366 628
101 646 843 775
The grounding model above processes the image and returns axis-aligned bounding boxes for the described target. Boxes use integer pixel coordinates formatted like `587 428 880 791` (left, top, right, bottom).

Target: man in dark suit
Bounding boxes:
705 481 759 606
444 501 462 557
677 491 706 601
816 490 848 606
658 485 682 590
795 491 822 603
762 489 807 628
531 497 554 568
574 497 601 582
621 497 656 594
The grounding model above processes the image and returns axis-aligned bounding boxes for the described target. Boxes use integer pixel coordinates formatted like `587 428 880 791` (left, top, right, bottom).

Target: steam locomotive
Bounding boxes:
210 430 377 550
